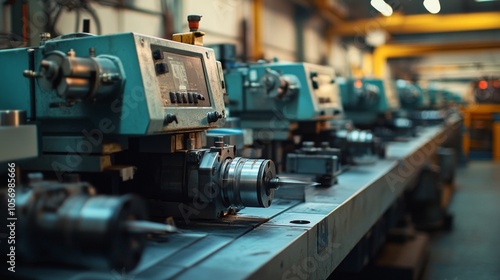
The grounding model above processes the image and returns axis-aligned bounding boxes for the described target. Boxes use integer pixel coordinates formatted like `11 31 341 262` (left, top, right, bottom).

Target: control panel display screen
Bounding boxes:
152 47 211 107
314 73 339 107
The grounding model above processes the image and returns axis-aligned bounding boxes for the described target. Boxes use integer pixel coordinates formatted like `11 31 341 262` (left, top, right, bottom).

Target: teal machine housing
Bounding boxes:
336 77 400 127
336 77 422 141
396 80 445 126
225 61 343 140
426 83 446 108
224 61 344 178
0 32 283 221
396 79 428 110
223 62 384 173
0 48 32 117
0 32 227 135
442 89 465 104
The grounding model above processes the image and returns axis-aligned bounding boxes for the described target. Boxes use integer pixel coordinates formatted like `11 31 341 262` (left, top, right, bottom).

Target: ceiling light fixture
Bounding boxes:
423 0 441 14
370 0 393 17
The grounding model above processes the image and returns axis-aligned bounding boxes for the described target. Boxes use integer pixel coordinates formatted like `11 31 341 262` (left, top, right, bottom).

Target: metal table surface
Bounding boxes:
12 118 460 280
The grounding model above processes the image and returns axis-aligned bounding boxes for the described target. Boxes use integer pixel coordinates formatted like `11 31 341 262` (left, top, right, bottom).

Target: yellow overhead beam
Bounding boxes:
329 11 500 37
373 41 500 78
252 0 263 60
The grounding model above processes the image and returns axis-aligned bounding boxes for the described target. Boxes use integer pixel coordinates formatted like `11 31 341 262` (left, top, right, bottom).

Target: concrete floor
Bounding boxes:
425 161 500 280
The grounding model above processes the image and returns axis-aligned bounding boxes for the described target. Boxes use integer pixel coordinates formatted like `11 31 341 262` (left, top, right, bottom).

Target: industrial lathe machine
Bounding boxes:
395 79 449 126
0 17 310 278
0 17 462 280
218 52 387 186
336 77 418 143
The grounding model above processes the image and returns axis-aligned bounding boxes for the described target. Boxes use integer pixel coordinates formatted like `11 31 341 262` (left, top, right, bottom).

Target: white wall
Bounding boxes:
56 2 164 37
413 50 500 99
304 16 326 64
416 51 500 80
182 0 250 51
329 38 347 76
432 81 471 98
52 0 350 69
170 0 337 65
328 38 368 77
261 0 296 61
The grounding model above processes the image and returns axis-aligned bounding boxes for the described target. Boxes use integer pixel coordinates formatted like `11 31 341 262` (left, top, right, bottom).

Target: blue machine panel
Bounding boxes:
226 62 342 121
0 33 227 135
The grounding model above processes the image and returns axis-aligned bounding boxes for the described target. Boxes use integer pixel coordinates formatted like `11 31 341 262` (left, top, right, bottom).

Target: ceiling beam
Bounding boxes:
328 11 500 37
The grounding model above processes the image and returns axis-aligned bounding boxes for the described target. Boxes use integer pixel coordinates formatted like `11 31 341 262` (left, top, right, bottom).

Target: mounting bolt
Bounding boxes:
207 111 222 124
164 114 178 125
39 32 51 46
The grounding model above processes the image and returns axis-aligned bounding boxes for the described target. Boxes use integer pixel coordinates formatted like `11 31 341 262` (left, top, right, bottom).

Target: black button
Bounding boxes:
310 72 319 89
193 92 198 104
169 91 176 103
187 92 194 103
176 92 182 103
155 62 169 74
152 49 164 60
181 93 188 103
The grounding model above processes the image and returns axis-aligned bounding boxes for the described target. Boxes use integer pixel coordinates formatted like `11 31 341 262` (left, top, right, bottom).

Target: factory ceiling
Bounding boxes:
342 0 500 20
315 0 500 80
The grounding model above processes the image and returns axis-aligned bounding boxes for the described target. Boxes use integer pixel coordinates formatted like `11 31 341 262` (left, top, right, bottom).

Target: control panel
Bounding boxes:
310 69 339 106
152 47 212 107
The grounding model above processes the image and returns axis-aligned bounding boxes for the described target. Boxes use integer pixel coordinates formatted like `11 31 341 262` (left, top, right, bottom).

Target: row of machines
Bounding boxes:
0 17 307 276
396 80 455 126
213 45 388 187
207 46 461 275
0 16 460 278
336 77 417 141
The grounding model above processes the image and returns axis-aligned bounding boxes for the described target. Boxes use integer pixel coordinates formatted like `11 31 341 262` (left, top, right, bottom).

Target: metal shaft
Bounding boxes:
126 220 179 234
269 177 320 189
